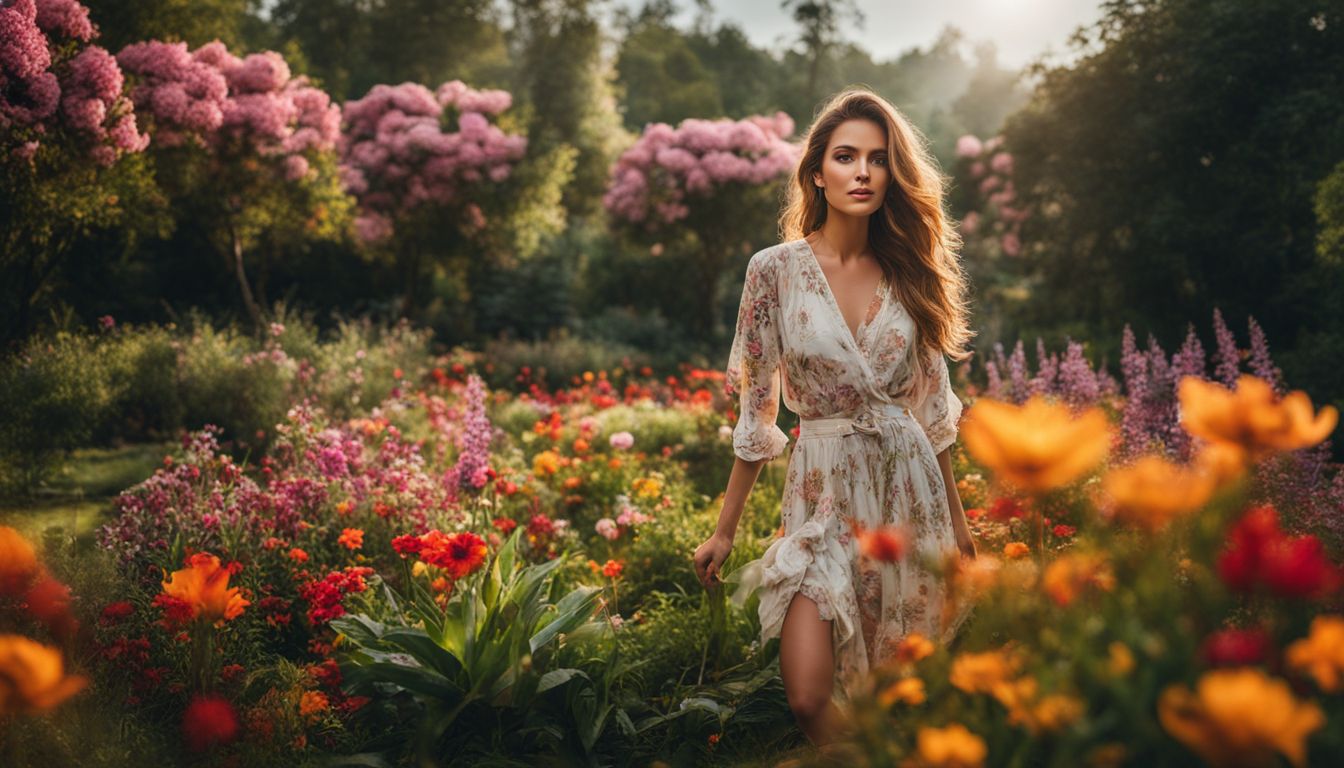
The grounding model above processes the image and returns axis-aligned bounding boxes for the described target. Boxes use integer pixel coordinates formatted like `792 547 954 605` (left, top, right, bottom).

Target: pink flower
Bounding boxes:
609 431 634 450
955 134 983 158
595 518 619 540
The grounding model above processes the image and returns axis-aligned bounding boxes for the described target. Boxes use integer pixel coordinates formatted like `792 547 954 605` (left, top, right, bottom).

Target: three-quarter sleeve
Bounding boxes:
911 344 963 455
725 251 790 462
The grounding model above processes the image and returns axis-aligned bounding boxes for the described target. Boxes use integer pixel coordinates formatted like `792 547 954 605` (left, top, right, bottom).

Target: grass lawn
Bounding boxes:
0 443 171 545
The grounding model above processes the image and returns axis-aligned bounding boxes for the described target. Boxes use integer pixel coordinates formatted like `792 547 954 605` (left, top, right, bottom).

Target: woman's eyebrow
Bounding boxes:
832 145 887 153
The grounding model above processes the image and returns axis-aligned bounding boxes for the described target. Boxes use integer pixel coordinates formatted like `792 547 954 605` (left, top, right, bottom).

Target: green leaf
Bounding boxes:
330 614 387 647
536 667 589 693
382 628 464 681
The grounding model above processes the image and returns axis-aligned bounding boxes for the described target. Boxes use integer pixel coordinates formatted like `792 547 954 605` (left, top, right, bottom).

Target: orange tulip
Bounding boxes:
0 525 39 595
1100 454 1218 531
960 396 1112 494
1158 667 1323 768
161 553 249 626
1178 375 1338 460
916 723 987 768
0 634 88 715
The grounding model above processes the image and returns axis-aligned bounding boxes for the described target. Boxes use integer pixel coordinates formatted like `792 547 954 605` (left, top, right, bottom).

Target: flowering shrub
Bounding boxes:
604 112 798 226
338 80 526 242
0 0 148 165
953 134 1027 258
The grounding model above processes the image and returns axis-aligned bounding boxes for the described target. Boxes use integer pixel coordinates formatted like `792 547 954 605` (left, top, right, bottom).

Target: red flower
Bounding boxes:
337 528 364 550
601 559 624 579
988 497 1027 522
182 695 239 752
24 575 78 638
420 532 488 580
854 522 907 562
1052 524 1077 538
1200 627 1273 667
527 514 555 537
492 517 518 535
1218 505 1340 598
152 593 197 630
391 534 423 557
99 600 135 627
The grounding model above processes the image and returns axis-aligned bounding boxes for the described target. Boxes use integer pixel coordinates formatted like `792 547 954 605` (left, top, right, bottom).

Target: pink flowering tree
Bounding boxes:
116 39 353 327
339 80 560 319
1 0 154 339
603 112 799 335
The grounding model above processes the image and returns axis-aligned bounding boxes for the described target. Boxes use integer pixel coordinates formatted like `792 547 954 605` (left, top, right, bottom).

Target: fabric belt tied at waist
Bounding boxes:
798 402 914 440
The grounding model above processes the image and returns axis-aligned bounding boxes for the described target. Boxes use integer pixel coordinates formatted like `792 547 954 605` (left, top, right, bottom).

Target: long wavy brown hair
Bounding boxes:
780 87 974 362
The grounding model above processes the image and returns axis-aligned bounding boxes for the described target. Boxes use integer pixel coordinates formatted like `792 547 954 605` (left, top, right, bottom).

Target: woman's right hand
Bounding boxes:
693 532 734 589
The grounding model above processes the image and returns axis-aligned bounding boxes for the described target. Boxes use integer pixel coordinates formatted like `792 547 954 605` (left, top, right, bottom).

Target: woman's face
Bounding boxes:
813 118 890 219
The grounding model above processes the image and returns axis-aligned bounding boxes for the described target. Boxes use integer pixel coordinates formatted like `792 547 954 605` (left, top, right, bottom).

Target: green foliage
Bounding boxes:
333 528 621 763
999 0 1344 403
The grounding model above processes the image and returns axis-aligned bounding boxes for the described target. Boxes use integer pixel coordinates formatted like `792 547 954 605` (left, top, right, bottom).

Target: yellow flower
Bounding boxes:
1041 551 1115 607
916 723 987 768
532 450 561 476
632 476 663 500
1158 667 1324 768
0 634 88 715
1285 615 1344 693
1107 642 1135 678
990 676 1084 735
1002 541 1030 559
950 649 1019 694
0 526 39 594
960 396 1112 494
161 553 249 626
1100 454 1217 531
1178 375 1338 460
877 676 926 707
892 633 936 666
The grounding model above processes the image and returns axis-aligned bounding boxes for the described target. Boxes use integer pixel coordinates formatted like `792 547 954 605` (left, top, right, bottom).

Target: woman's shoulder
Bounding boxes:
746 239 801 278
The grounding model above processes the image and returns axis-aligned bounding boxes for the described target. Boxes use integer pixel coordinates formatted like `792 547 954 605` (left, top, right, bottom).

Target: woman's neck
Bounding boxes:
813 213 871 264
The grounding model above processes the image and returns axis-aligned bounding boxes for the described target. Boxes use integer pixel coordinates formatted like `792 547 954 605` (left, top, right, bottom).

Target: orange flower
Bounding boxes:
419 531 489 580
299 690 329 722
586 559 601 573
337 528 364 550
892 633 936 665
877 676 926 707
1002 542 1030 559
602 559 624 579
1100 454 1218 531
1041 551 1115 607
0 634 88 715
960 396 1112 494
1285 615 1344 693
950 649 1019 694
1107 642 1135 678
853 521 906 562
1158 667 1324 768
161 553 249 626
288 547 309 563
1178 375 1338 460
916 723 987 768
532 450 561 476
0 526 38 595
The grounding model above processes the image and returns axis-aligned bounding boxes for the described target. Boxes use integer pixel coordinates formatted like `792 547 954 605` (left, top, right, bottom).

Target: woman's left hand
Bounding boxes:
955 529 977 560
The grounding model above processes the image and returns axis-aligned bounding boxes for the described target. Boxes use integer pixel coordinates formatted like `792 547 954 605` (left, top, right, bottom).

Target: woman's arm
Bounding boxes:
694 455 769 588
937 446 977 559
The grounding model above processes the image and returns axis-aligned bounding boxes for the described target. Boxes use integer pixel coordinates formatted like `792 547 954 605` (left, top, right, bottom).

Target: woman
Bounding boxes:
692 87 978 748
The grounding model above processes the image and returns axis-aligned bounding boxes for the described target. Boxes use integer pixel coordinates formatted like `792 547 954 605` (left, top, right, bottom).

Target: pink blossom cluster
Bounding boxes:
1 0 146 165
594 494 653 541
603 112 800 225
118 39 339 180
338 80 527 243
956 133 1028 256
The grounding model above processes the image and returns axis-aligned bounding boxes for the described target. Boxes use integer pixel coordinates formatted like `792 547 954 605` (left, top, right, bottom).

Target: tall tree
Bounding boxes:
781 0 861 105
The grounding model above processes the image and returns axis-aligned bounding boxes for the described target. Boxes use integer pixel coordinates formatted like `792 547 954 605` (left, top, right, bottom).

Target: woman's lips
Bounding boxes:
848 190 873 199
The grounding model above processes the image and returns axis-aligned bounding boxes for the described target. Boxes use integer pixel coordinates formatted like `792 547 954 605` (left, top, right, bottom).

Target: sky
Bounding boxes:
612 0 1109 70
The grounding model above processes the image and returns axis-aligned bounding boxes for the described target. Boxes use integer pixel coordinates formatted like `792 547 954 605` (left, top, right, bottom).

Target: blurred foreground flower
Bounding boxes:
1158 667 1323 768
960 396 1111 494
182 694 240 752
1099 453 1218 531
0 526 39 594
1286 615 1344 693
1178 374 1337 460
0 634 88 715
916 722 987 768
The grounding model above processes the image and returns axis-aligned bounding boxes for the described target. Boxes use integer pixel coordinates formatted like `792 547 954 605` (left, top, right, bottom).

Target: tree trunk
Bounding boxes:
231 227 263 329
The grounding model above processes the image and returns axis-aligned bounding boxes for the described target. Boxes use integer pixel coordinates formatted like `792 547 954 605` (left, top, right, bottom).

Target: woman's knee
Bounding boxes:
786 687 832 723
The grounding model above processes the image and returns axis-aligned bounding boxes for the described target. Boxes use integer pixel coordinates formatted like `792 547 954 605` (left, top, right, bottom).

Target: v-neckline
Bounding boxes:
798 237 888 350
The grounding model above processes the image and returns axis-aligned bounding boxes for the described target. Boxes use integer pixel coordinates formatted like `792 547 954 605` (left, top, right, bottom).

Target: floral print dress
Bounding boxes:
726 238 972 702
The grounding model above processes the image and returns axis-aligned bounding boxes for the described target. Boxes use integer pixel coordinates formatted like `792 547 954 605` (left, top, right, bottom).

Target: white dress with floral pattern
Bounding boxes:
726 238 971 702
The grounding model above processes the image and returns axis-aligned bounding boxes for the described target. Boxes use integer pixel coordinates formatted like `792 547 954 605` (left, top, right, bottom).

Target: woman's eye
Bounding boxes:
835 153 852 162
873 156 887 166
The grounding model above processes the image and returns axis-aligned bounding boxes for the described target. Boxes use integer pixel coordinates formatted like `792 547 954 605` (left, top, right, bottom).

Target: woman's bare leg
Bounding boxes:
779 591 846 746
